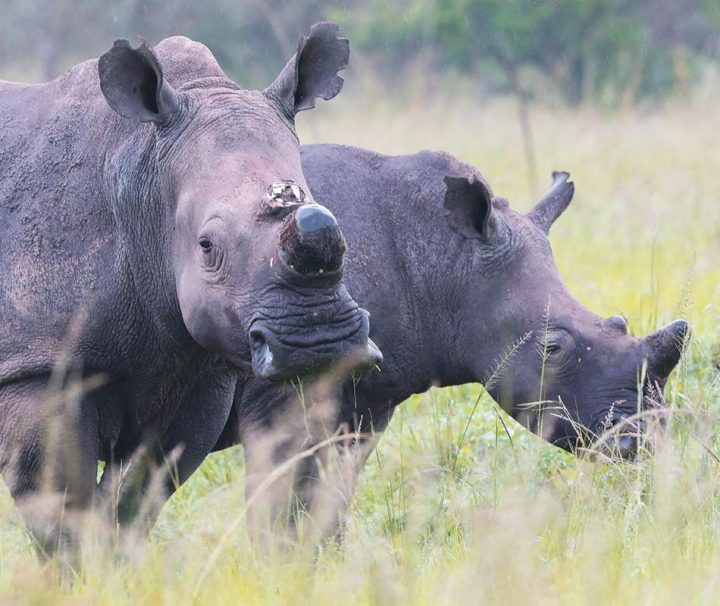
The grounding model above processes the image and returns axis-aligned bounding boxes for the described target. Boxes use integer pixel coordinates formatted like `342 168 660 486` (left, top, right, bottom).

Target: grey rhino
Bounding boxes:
214 144 688 540
0 24 380 551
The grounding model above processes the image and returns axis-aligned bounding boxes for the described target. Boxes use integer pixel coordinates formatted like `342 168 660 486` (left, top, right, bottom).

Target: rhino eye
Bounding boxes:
545 343 561 355
199 238 213 253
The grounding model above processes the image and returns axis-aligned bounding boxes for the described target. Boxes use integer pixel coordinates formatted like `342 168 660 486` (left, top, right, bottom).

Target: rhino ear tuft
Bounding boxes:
99 39 183 124
264 22 350 120
527 171 575 233
443 175 496 240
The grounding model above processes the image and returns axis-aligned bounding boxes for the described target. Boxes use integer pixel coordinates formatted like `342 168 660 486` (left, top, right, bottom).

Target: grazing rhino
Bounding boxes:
213 144 689 540
0 24 381 551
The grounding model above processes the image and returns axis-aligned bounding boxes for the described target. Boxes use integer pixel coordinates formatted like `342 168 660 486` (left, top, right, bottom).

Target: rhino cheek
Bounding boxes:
177 276 211 348
176 266 230 353
181 292 247 361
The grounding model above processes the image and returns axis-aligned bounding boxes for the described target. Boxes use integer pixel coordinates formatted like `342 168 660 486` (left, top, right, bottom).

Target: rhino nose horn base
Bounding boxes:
279 203 346 276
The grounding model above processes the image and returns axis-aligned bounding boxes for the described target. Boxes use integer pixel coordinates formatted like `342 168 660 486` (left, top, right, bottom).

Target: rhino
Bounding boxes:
0 24 381 551
212 144 689 540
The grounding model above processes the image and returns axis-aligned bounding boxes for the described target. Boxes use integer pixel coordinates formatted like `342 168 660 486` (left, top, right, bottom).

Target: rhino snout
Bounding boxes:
279 204 347 278
248 308 382 381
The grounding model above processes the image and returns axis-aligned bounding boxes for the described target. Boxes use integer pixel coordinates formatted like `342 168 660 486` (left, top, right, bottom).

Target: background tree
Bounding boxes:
0 0 717 102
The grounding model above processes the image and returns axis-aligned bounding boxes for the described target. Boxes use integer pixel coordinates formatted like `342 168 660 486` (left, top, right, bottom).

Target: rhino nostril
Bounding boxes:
599 434 639 461
616 434 637 457
249 327 276 380
365 338 383 367
249 328 267 351
295 204 337 235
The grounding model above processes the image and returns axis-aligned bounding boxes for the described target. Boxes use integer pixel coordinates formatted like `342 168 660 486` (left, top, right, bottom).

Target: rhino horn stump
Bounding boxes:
644 319 690 379
280 204 347 276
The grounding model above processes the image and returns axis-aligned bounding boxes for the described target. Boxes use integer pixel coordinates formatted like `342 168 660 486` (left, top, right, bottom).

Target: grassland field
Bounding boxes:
0 73 719 604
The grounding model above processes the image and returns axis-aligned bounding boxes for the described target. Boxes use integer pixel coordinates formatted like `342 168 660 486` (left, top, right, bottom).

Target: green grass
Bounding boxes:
1 83 719 604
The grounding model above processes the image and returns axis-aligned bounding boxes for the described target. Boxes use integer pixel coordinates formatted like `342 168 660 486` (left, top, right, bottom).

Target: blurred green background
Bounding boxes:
1 0 719 104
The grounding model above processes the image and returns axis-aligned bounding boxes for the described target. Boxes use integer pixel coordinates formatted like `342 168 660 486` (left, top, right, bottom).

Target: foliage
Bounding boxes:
1 1 717 105
333 0 720 105
0 0 347 87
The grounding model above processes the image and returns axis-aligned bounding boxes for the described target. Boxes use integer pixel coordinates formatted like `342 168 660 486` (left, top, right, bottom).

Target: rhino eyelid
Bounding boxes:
543 342 561 355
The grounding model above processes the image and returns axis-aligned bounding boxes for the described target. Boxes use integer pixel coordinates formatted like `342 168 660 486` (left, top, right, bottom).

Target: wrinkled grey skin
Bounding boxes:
0 25 380 552
214 144 688 540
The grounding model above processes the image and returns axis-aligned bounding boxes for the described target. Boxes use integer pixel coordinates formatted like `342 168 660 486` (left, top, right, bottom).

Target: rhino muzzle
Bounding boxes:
249 306 382 381
251 197 377 381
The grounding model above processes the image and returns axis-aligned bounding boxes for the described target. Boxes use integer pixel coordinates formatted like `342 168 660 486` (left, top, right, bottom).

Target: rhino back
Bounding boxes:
0 60 138 378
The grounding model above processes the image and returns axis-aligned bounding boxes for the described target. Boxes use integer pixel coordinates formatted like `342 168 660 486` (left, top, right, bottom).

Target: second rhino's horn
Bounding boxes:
644 319 690 380
527 171 575 233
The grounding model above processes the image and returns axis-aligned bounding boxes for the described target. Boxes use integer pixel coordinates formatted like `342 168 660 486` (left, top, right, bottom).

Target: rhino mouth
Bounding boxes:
578 381 669 461
528 378 668 461
248 307 382 381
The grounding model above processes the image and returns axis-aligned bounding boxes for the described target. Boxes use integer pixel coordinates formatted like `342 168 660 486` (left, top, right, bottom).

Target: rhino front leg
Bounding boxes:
242 393 389 549
298 398 399 544
0 376 100 559
291 430 381 544
242 420 307 548
293 399 396 543
241 386 344 552
102 365 237 533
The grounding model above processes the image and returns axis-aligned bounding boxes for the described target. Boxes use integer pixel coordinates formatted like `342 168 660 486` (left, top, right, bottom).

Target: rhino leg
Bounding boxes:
242 383 391 549
291 399 395 543
0 376 99 559
241 384 343 553
289 430 380 544
242 423 304 548
100 365 236 532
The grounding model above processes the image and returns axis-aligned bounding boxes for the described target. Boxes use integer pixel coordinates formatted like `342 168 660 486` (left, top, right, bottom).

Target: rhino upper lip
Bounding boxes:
249 311 365 349
253 300 360 325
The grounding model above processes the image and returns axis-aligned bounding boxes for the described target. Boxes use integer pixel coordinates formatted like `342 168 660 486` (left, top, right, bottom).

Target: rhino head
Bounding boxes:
444 172 688 458
98 23 381 380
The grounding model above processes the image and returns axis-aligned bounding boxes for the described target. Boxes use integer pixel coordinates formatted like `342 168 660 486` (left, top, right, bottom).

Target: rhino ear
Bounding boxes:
443 175 496 240
527 171 575 233
99 39 183 124
264 21 349 120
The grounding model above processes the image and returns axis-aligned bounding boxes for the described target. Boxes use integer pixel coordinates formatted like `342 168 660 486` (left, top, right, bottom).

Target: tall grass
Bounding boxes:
0 82 718 603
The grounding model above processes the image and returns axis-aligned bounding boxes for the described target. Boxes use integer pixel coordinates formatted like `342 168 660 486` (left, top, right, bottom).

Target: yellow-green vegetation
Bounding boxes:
0 85 718 604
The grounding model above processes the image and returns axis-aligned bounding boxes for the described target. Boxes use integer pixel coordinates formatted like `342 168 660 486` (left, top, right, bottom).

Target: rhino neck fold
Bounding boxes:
104 124 196 350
